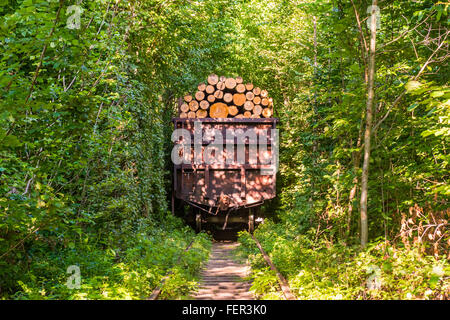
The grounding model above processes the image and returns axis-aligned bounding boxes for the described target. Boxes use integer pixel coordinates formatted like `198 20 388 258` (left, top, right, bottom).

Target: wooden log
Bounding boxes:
208 74 219 85
253 104 262 116
236 83 246 93
206 85 215 94
262 108 272 118
253 96 261 105
180 103 189 113
210 102 229 118
244 111 252 118
195 91 205 101
261 97 269 106
199 100 210 110
251 114 261 118
245 83 254 91
223 93 233 103
235 114 244 119
207 95 216 103
244 100 254 111
214 90 224 99
196 109 207 118
216 81 226 91
268 97 273 107
187 111 196 118
198 82 206 91
189 100 199 111
219 75 227 82
236 76 243 84
233 93 246 106
260 89 268 98
246 91 255 101
228 105 239 116
180 112 188 118
225 77 237 90
184 95 193 103
253 87 261 95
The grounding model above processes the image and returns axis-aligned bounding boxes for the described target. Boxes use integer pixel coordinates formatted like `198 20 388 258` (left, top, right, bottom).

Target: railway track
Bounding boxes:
192 241 254 300
150 233 296 300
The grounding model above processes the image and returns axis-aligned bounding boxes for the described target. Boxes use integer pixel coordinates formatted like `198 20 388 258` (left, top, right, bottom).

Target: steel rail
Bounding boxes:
251 234 296 300
149 239 195 300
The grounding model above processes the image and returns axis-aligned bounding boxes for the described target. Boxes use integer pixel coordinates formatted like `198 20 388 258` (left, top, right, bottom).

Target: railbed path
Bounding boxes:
192 241 254 300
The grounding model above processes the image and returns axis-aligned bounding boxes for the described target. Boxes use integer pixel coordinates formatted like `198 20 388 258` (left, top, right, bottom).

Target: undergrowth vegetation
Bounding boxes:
238 221 449 300
8 216 211 300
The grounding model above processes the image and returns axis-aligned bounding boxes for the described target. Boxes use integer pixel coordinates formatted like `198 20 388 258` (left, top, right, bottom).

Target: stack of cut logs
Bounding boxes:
178 74 274 119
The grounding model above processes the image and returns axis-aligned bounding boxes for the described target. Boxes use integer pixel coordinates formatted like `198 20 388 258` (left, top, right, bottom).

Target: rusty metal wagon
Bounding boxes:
171 117 278 233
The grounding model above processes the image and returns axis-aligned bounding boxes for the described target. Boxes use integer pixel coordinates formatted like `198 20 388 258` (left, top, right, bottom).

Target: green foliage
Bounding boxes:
0 0 219 299
9 220 211 300
239 221 449 300
0 0 448 300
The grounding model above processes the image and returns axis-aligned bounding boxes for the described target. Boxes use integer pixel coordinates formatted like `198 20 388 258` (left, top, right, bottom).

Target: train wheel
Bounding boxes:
195 212 202 233
248 209 254 234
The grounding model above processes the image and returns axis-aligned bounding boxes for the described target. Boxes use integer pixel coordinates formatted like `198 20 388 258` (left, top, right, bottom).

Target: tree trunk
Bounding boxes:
360 0 378 248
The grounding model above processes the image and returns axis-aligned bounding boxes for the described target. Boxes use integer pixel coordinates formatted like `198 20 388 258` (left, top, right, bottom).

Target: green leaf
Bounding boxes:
405 80 422 92
407 103 418 111
1 135 21 147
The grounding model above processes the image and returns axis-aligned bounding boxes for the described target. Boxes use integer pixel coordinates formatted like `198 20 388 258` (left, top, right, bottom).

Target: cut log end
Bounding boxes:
216 81 226 91
262 108 273 118
228 105 239 116
233 93 246 106
244 101 254 111
208 74 219 85
195 91 205 101
196 109 208 118
187 111 197 118
199 100 210 110
210 102 229 118
223 92 233 103
225 77 237 90
206 85 215 94
214 90 224 99
197 82 206 91
180 103 189 113
253 104 262 116
189 100 199 111
236 83 246 93
207 95 216 103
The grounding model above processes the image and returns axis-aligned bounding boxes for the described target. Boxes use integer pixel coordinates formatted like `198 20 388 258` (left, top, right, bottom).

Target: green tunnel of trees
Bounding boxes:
0 0 448 299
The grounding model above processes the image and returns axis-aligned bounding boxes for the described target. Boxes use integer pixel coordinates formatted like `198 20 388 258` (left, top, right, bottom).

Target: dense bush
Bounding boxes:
10 217 211 300
239 220 449 300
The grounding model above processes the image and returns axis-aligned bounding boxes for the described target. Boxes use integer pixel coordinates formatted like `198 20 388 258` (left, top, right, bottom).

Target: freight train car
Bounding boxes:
171 75 278 233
